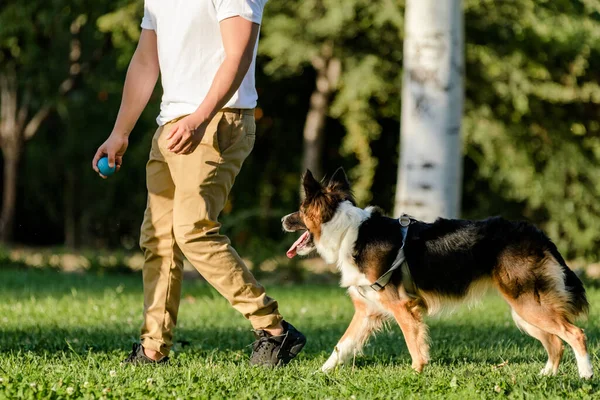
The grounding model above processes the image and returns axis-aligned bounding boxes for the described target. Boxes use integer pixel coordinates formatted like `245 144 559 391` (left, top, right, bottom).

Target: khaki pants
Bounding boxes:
139 108 282 356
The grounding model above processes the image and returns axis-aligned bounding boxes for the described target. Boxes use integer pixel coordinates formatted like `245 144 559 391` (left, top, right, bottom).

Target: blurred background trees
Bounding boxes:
0 1 113 242
259 0 403 203
0 0 599 263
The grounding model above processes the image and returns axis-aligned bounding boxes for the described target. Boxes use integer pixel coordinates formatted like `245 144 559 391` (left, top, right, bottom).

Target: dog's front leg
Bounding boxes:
322 296 383 372
385 299 430 373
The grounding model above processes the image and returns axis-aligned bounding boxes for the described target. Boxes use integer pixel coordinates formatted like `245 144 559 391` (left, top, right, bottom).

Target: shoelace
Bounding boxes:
250 331 285 351
125 343 140 362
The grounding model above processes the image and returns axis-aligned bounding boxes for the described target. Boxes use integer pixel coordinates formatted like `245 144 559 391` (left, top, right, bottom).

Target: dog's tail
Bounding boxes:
549 246 589 320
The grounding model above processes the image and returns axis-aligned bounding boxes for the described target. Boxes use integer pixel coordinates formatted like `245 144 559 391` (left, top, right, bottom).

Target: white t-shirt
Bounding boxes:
141 0 267 126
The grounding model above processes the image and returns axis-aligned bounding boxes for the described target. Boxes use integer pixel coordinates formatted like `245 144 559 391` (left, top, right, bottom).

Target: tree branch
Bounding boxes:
2 17 111 146
310 55 325 72
24 105 52 141
326 58 341 90
16 90 31 134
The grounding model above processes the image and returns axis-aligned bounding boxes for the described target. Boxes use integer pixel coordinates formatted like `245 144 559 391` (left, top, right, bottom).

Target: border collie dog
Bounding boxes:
282 168 592 379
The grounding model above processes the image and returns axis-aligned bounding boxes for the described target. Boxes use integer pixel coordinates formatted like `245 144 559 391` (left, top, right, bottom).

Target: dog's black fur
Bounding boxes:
355 209 588 315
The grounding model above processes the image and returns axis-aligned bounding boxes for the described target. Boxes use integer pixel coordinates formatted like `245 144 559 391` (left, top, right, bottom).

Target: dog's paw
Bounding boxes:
539 362 557 377
321 359 338 372
411 362 425 373
321 352 341 372
539 368 556 377
576 354 594 379
580 371 594 380
580 369 593 380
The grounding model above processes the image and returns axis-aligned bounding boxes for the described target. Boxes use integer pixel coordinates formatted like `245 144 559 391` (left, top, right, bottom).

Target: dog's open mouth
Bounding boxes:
286 231 312 259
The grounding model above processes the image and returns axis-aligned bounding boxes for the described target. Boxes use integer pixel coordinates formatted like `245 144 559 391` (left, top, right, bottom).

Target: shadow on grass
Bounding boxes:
0 264 338 298
1 267 598 370
3 322 598 369
0 265 143 299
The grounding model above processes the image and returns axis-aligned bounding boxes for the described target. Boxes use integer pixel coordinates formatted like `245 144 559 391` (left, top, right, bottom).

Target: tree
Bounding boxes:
3 0 599 265
394 0 464 221
259 0 404 204
459 0 600 259
300 40 340 184
0 4 53 242
0 2 110 243
0 69 50 242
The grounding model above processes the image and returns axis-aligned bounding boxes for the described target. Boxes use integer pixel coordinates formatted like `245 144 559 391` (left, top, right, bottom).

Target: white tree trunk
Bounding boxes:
394 0 464 221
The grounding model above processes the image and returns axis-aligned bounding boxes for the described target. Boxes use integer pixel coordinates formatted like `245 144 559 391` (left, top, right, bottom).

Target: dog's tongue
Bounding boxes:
286 231 310 259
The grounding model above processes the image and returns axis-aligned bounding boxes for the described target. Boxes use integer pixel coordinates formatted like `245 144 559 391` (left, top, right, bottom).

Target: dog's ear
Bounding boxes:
303 169 322 198
327 167 351 193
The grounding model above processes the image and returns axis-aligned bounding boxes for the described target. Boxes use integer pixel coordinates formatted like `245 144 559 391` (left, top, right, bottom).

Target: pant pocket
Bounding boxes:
242 114 256 138
217 112 254 155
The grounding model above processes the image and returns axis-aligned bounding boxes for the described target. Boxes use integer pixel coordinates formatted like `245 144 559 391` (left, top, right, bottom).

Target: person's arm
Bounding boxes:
92 29 159 175
166 17 260 154
109 29 160 138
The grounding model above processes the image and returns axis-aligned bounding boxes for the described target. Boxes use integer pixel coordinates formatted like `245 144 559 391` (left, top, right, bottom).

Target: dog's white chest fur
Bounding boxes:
338 260 371 287
316 202 372 287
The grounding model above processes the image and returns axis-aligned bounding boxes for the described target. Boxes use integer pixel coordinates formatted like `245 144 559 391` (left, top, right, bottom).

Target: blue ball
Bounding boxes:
97 156 116 176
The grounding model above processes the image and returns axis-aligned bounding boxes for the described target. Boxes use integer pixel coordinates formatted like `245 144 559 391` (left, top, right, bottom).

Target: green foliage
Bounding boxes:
260 0 404 204
261 0 600 259
97 1 144 68
1 268 600 398
462 0 600 259
1 2 80 108
0 0 157 249
1 0 600 262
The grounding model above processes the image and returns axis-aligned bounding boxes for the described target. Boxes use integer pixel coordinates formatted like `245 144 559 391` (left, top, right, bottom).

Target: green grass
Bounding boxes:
0 267 598 399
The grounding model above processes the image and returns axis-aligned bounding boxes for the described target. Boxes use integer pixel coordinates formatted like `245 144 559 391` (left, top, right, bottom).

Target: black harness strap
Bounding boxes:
356 214 415 297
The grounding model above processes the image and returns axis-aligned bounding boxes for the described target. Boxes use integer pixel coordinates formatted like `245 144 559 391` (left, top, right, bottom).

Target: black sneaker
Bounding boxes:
249 321 306 367
121 343 169 365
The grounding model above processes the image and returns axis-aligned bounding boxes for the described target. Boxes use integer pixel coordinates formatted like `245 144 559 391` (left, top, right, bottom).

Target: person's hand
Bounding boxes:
166 115 208 155
92 133 129 178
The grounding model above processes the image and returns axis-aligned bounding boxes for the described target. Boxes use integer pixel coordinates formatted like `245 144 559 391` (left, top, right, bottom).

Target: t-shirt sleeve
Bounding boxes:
140 2 156 31
213 0 267 24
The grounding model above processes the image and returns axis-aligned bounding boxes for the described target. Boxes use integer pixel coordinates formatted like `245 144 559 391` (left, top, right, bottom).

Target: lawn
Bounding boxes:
0 267 598 399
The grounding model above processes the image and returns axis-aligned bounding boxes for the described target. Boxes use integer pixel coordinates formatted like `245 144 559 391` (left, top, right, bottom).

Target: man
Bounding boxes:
92 0 305 367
